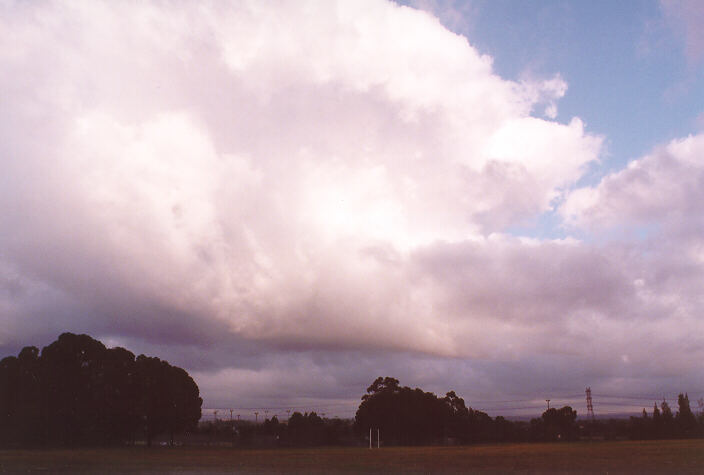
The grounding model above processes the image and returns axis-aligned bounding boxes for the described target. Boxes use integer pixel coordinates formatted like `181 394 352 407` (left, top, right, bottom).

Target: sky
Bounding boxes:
1 0 704 420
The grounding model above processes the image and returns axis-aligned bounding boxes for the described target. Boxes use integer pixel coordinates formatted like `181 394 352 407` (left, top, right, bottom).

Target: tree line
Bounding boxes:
199 377 583 447
353 377 704 445
0 333 202 447
3 337 702 448
196 378 704 447
354 377 578 445
628 395 702 440
200 411 356 447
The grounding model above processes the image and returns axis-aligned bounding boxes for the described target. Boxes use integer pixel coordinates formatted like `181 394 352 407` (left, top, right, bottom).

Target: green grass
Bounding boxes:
1 440 703 473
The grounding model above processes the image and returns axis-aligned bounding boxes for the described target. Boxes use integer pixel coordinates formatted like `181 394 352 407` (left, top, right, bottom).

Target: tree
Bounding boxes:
0 348 44 445
134 356 163 446
101 347 140 444
443 391 470 441
652 402 662 439
364 377 400 396
540 406 577 441
41 333 109 445
494 415 519 442
0 333 202 447
355 377 446 445
164 365 202 444
0 355 21 445
285 411 326 446
355 377 519 446
629 409 651 440
661 399 674 438
675 393 697 438
466 407 494 442
134 355 201 446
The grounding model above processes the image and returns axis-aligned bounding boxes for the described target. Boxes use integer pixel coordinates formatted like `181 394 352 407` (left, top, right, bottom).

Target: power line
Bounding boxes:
204 402 356 411
475 405 548 411
594 394 686 401
200 389 704 421
469 394 584 404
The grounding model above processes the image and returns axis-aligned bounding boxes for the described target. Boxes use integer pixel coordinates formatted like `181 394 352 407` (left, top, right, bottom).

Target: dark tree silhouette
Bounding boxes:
630 394 704 441
41 333 111 445
285 412 326 445
355 377 514 446
135 355 171 446
134 355 202 446
164 364 202 444
0 347 42 446
661 399 674 438
0 356 17 445
355 377 448 445
443 390 470 441
675 393 698 438
629 408 651 440
0 333 202 447
539 406 577 441
102 347 141 444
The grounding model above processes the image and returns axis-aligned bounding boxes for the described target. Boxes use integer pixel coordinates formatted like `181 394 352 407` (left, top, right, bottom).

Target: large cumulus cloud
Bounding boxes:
1 0 701 413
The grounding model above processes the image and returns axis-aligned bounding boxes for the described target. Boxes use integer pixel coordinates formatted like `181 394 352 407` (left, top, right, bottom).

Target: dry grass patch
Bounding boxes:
1 439 703 473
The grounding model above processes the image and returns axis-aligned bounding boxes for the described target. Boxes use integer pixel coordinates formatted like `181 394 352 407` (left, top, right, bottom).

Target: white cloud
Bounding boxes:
0 0 602 349
3 0 703 408
561 134 704 230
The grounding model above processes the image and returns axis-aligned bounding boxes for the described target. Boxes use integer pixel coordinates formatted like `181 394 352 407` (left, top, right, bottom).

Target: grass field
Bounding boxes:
1 440 703 473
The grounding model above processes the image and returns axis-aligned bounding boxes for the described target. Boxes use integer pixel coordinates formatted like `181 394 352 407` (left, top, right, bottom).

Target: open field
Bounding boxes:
1 440 703 473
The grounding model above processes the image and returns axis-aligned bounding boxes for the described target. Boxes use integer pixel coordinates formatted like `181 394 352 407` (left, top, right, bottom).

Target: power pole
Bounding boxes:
254 411 259 423
213 410 219 441
377 428 380 449
369 428 372 449
546 399 550 410
585 387 595 421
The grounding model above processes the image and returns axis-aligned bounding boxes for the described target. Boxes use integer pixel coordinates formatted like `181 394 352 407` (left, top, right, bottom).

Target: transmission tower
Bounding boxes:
585 387 595 420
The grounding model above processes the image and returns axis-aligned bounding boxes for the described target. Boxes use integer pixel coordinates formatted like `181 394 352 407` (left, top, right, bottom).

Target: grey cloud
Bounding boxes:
0 0 701 415
412 238 636 324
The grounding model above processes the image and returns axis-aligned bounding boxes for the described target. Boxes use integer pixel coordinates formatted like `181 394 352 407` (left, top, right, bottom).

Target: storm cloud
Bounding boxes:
1 1 702 415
